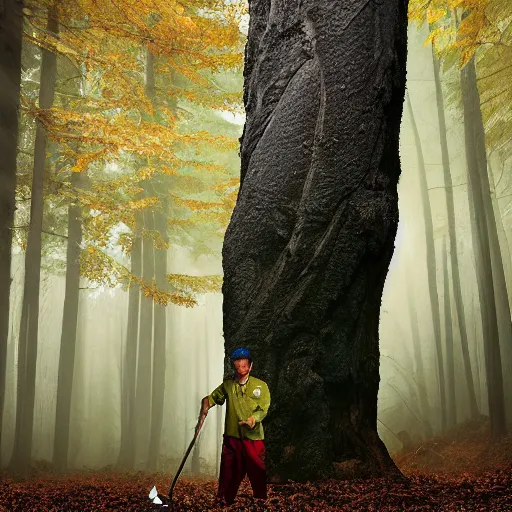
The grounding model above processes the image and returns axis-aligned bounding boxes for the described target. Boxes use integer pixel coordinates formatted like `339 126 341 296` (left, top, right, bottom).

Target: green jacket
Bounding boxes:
208 375 271 440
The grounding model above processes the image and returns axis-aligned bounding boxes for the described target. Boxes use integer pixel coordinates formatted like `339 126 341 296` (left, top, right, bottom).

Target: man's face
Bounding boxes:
234 358 251 378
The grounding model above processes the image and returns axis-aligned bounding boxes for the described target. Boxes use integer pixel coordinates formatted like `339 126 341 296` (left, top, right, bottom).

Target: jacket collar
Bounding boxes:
234 374 250 386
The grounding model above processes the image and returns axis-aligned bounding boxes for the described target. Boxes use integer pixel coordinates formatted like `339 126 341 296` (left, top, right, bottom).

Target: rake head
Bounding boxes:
148 485 171 509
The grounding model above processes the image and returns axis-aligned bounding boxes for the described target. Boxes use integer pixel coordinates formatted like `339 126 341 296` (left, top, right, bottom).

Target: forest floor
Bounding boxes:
1 417 512 511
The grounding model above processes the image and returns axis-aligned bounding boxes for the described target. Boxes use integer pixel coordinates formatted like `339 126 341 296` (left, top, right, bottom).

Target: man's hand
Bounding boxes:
239 416 256 429
201 396 211 416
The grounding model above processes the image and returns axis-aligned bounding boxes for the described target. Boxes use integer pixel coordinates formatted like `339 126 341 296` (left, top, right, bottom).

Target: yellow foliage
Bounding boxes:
171 196 224 211
427 7 447 24
22 0 244 303
167 274 223 294
408 0 512 153
71 149 111 173
80 245 198 306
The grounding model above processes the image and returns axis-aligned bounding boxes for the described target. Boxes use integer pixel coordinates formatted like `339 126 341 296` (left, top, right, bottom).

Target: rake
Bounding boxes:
148 403 208 509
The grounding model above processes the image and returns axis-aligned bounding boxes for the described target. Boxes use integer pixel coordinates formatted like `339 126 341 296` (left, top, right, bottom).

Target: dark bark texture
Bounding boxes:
0 0 23 449
222 0 409 481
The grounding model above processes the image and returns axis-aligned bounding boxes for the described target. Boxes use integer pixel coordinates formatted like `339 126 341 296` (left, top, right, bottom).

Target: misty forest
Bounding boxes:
1 0 512 510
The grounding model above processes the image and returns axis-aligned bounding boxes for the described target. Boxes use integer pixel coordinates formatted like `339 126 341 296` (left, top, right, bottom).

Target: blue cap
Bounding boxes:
230 347 251 361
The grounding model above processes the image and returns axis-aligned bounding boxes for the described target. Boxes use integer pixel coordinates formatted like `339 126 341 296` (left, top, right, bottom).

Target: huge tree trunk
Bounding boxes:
9 7 58 473
406 94 447 432
461 56 507 437
222 0 409 481
53 171 84 472
0 0 23 448
432 48 478 419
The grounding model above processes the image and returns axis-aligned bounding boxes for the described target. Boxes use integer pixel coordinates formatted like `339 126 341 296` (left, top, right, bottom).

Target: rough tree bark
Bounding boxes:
9 6 58 473
461 56 507 437
406 94 447 432
431 48 478 419
222 0 409 481
0 0 23 449
53 171 84 472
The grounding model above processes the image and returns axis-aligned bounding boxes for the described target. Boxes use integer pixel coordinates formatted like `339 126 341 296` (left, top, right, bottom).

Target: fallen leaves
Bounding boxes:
1 468 511 511
2 419 512 510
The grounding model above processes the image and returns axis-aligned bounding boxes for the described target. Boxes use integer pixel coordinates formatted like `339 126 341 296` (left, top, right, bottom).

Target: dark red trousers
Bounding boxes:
217 435 267 505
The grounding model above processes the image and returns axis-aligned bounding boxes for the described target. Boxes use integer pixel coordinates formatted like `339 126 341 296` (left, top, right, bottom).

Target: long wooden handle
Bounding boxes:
168 405 207 501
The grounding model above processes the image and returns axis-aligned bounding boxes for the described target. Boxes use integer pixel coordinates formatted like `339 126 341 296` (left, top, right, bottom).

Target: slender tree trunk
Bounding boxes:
9 7 58 473
147 51 168 471
486 157 512 421
134 49 158 468
471 300 482 410
223 0 409 481
488 154 512 307
432 48 479 419
147 198 168 470
0 0 23 449
406 94 447 432
135 183 155 466
406 263 433 439
53 171 84 472
460 56 507 437
442 237 456 429
116 213 142 469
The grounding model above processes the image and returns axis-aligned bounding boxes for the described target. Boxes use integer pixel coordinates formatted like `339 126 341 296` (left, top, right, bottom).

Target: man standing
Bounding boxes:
201 347 271 507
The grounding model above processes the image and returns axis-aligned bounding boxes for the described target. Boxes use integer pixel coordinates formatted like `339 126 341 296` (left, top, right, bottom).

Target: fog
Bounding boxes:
2 21 511 473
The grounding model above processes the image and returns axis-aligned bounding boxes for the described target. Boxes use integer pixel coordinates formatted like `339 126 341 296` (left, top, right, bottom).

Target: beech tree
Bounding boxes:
0 0 23 449
406 94 447 431
222 0 409 481
409 0 512 435
430 42 479 421
5 0 242 472
9 4 59 474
